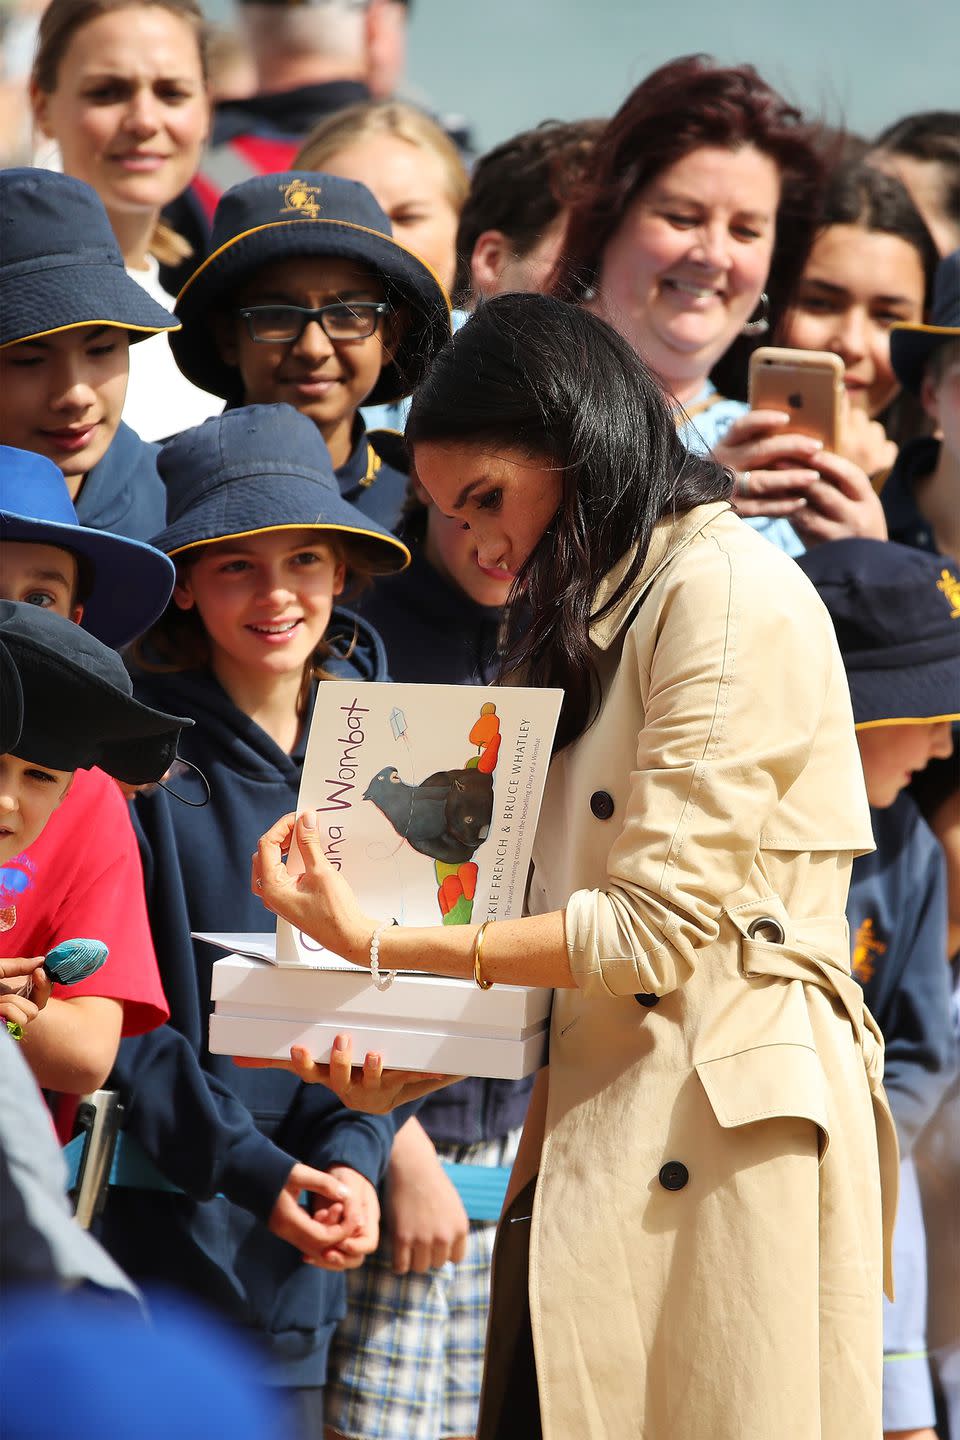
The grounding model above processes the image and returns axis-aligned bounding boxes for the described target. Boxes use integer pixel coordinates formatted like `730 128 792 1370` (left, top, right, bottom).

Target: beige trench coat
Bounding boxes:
482 503 899 1440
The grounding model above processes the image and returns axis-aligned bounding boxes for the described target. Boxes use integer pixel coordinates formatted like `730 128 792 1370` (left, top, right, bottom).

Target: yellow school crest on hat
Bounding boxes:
936 566 960 619
852 916 886 984
279 178 322 219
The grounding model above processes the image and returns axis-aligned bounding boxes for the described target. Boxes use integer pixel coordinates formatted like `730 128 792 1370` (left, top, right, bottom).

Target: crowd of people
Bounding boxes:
0 2 958 1438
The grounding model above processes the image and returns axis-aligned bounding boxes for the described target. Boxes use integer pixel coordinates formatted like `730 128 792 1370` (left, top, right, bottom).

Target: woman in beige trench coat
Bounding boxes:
250 295 899 1440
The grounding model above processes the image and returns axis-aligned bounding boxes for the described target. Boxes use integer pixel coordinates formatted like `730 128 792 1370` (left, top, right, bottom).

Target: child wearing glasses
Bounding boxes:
169 172 451 531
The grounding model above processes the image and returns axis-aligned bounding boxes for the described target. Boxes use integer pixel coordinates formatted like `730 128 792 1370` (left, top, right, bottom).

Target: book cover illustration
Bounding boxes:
275 682 562 966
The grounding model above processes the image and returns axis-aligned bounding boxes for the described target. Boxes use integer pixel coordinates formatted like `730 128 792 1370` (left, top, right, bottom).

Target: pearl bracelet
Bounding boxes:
369 920 398 992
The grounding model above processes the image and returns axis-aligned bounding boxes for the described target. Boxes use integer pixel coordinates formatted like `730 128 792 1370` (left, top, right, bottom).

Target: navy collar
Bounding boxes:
211 80 371 145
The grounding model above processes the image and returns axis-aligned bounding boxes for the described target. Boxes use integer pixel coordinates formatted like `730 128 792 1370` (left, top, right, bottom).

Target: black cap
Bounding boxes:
797 538 960 728
890 248 960 393
0 602 192 783
0 639 23 754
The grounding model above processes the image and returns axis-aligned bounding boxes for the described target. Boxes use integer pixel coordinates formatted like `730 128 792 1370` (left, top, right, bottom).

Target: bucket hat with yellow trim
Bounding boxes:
171 171 451 407
0 169 178 348
890 249 960 394
150 404 410 574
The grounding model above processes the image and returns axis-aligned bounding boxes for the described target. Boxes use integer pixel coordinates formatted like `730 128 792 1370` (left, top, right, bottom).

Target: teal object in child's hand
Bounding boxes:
44 939 109 986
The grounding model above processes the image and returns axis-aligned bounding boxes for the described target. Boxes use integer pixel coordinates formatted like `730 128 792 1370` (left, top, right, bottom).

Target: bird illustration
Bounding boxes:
363 765 494 864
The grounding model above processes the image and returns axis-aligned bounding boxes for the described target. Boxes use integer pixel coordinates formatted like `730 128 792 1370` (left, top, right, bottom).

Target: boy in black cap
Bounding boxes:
171 171 451 531
0 449 176 1111
798 537 960 1438
0 170 180 542
0 602 189 1050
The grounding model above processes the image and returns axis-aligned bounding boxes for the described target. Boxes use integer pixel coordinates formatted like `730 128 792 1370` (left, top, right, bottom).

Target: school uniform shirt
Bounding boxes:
99 612 399 1387
357 546 533 1146
73 422 167 542
336 421 409 533
847 792 958 1154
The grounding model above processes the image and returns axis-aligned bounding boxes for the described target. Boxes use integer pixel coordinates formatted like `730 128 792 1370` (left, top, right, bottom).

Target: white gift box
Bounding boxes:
204 941 552 1080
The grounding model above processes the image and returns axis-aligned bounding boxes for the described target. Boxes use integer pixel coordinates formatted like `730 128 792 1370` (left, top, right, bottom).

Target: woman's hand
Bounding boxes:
235 1036 462 1114
251 810 374 965
789 450 889 546
713 410 824 518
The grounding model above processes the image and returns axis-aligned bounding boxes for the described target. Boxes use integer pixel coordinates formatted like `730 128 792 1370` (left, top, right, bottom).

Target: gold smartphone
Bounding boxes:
748 346 844 451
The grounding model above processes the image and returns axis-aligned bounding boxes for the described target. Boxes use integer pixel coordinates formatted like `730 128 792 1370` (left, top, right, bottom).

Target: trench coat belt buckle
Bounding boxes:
740 923 884 1090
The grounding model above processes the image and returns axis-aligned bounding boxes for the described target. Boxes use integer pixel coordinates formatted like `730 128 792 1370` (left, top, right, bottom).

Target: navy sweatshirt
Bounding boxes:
357 544 534 1145
99 611 397 1385
74 421 166 541
847 793 958 1155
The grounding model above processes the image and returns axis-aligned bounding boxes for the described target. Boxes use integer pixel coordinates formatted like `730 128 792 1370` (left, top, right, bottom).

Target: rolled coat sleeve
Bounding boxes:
565 534 846 997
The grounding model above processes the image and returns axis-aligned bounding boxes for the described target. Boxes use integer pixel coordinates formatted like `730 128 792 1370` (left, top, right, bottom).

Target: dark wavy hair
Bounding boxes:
406 293 733 749
809 160 940 304
550 55 827 400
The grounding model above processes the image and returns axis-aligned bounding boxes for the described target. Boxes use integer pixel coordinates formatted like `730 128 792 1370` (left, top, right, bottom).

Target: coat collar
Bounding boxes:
588 501 732 651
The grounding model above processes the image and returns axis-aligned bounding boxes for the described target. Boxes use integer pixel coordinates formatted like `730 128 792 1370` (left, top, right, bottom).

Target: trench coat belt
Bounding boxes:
739 920 885 1091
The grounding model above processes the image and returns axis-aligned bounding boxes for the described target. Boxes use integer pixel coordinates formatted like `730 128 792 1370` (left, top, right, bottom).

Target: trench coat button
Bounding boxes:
747 916 786 944
658 1161 689 1191
634 993 660 1007
590 790 615 820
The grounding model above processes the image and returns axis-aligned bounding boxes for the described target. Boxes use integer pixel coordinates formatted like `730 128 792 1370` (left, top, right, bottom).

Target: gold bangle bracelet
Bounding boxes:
473 920 494 990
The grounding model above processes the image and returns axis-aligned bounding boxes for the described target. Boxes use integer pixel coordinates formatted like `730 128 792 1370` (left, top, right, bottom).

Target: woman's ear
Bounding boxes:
333 559 347 597
470 231 511 301
29 80 55 140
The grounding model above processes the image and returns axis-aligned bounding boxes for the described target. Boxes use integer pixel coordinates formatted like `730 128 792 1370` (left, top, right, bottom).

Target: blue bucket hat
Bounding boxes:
797 538 960 729
171 172 451 405
890 248 960 394
151 404 410 572
0 446 175 648
0 169 178 349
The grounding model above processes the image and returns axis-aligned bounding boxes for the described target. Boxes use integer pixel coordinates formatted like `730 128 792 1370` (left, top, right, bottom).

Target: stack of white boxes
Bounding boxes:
206 938 552 1080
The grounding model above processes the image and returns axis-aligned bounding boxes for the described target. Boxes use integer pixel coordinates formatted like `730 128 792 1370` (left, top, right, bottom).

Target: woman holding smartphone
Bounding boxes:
249 294 897 1440
550 55 887 551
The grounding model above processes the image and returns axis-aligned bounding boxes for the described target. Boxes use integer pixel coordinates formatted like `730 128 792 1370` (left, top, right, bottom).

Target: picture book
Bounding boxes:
274 681 562 966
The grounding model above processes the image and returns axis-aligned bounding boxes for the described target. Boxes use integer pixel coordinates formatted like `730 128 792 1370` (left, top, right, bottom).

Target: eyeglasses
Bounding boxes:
236 301 390 344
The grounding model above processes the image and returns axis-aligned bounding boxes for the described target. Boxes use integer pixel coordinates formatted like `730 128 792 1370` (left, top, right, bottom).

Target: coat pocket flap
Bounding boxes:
695 1043 830 1157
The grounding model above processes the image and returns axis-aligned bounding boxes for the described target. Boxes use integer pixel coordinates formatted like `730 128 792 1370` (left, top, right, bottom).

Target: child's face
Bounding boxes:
0 326 129 489
173 527 346 686
415 480 514 608
856 720 954 807
218 257 395 457
0 541 84 623
0 752 74 864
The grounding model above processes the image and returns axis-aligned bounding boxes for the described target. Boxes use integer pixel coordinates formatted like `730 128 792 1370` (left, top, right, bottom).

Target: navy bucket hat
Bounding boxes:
0 169 178 349
0 601 192 783
0 639 23 753
797 538 960 729
890 248 960 394
151 404 410 573
0 446 175 648
171 172 451 405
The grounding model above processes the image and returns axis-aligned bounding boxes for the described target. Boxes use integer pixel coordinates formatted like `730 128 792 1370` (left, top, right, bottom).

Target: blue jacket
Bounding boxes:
75 421 166 541
847 793 958 1154
99 610 397 1385
357 546 534 1145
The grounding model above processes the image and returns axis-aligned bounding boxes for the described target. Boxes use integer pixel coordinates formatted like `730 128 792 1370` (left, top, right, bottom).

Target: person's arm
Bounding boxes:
382 1117 469 1274
252 540 842 1097
18 994 122 1094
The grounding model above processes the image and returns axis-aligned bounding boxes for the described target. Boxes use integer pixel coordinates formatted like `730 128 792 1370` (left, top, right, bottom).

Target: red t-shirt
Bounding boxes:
0 766 168 1033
